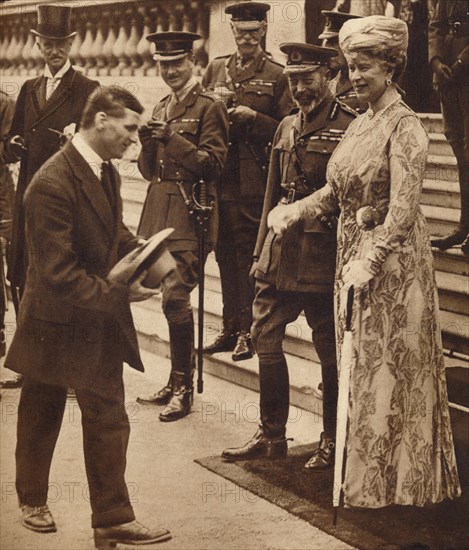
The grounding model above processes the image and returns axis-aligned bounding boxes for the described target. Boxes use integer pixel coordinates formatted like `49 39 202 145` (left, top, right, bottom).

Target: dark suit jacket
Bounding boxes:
6 66 98 287
429 0 468 67
202 51 294 201
5 142 143 391
138 82 229 252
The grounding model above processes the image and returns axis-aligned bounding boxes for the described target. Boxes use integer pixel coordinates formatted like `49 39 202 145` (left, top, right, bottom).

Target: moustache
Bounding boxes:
294 91 316 102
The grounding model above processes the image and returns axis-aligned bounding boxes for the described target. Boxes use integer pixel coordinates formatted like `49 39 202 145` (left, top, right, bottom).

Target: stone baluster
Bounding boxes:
145 6 163 77
101 18 117 76
14 24 26 75
5 20 19 76
70 21 85 69
30 33 44 75
88 17 105 77
136 15 152 76
81 21 96 75
22 25 36 76
123 17 140 76
110 17 129 76
0 20 10 72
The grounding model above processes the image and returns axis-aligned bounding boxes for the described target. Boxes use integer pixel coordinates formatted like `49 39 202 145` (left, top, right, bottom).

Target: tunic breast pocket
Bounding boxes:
242 80 275 109
169 121 199 141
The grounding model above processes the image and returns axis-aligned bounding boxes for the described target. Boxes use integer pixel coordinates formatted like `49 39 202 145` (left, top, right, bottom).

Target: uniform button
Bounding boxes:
257 91 261 95
157 177 162 183
235 83 240 88
323 149 327 153
179 130 183 133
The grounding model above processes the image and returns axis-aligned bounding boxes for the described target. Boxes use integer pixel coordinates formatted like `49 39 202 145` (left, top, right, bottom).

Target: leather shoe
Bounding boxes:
222 426 290 462
431 228 467 250
204 329 238 354
0 373 23 389
137 384 172 406
304 432 335 471
94 520 171 549
232 331 254 362
20 504 57 533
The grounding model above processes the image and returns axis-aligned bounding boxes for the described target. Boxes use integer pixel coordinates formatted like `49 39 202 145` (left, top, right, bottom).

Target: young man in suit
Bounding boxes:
135 32 229 421
5 86 171 547
1 4 98 389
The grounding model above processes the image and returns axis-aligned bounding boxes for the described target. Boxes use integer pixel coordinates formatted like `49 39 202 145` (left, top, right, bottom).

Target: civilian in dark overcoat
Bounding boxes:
5 86 172 547
201 2 294 360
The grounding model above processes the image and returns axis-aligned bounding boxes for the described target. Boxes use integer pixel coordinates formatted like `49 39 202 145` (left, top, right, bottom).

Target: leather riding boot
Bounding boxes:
136 374 173 406
232 330 254 361
159 371 192 422
159 320 193 422
461 233 469 256
304 432 335 471
204 319 238 354
222 425 290 462
431 227 468 250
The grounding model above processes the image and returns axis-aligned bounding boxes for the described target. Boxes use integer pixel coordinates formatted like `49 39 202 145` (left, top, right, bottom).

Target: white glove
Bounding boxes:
342 259 374 289
267 203 301 235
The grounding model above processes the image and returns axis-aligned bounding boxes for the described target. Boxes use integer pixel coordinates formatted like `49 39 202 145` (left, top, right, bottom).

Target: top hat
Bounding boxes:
225 2 270 30
146 31 201 61
319 11 363 41
30 4 77 40
280 43 338 74
108 228 177 289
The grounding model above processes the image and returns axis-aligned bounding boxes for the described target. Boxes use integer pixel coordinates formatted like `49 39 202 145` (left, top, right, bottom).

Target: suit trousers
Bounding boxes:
215 201 263 332
252 279 338 439
16 375 135 528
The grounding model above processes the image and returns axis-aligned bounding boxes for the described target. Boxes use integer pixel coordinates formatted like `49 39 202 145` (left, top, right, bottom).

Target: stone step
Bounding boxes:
428 133 453 157
432 247 469 277
419 113 444 134
440 309 469 357
130 300 324 415
435 271 469 316
421 204 460 236
425 154 458 183
421 178 460 210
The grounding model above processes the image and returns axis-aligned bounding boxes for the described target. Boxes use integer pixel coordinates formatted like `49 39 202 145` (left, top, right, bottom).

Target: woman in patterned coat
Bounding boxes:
268 15 460 508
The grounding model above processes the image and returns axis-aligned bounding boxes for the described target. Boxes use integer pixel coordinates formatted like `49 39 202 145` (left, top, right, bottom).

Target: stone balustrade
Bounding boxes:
0 0 210 77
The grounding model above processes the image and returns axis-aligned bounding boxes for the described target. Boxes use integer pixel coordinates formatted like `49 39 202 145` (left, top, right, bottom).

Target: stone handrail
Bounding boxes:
0 0 210 77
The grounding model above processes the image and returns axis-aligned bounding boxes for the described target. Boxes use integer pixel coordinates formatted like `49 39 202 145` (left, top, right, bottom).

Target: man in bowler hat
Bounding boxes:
222 43 357 469
136 32 229 421
202 2 294 361
1 4 98 389
5 85 172 547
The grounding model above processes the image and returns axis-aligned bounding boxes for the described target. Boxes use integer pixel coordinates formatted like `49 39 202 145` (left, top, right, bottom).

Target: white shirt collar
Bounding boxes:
71 133 104 179
44 59 71 80
174 76 198 102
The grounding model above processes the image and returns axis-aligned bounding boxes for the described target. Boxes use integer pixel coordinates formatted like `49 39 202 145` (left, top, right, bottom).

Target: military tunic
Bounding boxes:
202 50 294 333
254 96 357 293
138 82 229 252
251 94 357 439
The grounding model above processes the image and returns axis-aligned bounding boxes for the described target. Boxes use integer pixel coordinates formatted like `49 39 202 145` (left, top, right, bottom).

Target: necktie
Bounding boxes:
46 77 59 100
101 161 115 208
166 93 179 120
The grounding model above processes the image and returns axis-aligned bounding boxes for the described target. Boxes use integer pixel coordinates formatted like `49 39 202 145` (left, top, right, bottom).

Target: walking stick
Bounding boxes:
333 284 355 526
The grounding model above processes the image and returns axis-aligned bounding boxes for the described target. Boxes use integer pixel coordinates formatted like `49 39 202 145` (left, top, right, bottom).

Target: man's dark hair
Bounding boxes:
80 85 144 129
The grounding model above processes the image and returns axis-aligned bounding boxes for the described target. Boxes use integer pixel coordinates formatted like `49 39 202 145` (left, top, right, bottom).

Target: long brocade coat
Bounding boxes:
299 98 461 507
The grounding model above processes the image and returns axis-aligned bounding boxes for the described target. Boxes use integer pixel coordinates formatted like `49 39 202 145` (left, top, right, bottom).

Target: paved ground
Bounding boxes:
1 332 353 550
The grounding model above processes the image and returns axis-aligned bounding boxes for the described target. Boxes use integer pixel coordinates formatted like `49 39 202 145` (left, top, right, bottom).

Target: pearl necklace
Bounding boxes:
354 95 402 136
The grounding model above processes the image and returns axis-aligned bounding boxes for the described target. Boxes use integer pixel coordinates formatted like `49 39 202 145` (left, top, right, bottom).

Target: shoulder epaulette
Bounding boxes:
265 56 285 69
200 89 219 101
336 99 359 117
